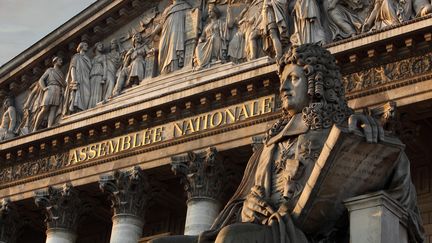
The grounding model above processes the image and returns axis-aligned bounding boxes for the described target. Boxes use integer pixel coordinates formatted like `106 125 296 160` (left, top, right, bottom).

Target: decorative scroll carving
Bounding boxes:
171 147 226 200
99 166 151 218
0 199 24 243
34 183 82 231
0 152 69 184
343 53 432 93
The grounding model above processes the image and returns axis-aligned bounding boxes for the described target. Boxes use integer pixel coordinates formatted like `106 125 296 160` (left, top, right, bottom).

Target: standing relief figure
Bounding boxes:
89 42 107 108
151 0 192 75
362 0 432 31
194 4 229 70
104 39 124 101
63 42 92 115
261 0 288 61
112 33 152 97
291 0 326 45
0 97 17 141
323 0 363 40
20 82 43 134
33 57 66 131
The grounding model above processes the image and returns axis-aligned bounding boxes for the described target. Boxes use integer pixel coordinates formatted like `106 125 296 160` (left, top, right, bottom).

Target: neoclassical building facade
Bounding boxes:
0 0 432 242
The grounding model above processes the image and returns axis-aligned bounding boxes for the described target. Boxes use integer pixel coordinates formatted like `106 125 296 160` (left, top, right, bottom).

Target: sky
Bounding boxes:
0 0 96 66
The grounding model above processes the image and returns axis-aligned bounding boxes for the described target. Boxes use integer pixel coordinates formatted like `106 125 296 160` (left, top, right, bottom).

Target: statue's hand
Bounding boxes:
348 113 384 143
241 185 274 224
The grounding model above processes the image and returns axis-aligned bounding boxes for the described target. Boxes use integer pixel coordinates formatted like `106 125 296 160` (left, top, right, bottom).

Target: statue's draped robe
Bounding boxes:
262 0 289 49
323 0 363 40
292 0 326 44
195 19 228 69
0 106 17 140
199 114 425 243
63 53 92 115
158 1 191 74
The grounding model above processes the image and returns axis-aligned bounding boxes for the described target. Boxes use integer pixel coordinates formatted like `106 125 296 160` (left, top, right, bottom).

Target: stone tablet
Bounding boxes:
292 125 405 235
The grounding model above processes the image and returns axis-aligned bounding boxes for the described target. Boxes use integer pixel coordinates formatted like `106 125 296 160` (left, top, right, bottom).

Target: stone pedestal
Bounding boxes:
172 147 226 236
344 191 408 243
46 228 77 243
184 198 221 235
109 214 144 243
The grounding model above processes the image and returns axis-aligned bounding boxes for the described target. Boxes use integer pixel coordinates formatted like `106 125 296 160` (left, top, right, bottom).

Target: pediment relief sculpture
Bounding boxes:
12 0 432 135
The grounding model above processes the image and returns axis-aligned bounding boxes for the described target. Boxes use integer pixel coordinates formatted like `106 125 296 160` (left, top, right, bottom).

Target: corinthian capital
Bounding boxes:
99 166 151 219
34 183 81 231
0 199 23 243
171 147 225 201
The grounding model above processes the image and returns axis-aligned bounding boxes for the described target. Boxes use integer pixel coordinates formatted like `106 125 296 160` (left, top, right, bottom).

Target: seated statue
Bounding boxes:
151 44 424 243
0 97 17 141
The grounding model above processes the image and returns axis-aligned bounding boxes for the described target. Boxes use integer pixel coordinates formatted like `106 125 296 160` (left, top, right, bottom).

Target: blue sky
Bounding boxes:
0 0 96 66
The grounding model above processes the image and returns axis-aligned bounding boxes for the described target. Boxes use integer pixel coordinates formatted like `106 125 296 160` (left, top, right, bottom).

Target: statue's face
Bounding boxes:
96 43 104 51
55 58 63 66
110 40 117 50
279 64 309 116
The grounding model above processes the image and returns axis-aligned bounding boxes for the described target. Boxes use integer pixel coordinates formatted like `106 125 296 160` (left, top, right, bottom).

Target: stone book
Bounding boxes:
291 125 405 235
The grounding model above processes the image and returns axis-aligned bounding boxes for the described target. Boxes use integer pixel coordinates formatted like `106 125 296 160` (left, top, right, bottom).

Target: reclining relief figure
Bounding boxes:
151 44 424 243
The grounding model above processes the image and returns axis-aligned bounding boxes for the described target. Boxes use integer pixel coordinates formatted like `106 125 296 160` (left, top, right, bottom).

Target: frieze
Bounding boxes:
342 52 432 96
0 152 69 184
0 95 275 185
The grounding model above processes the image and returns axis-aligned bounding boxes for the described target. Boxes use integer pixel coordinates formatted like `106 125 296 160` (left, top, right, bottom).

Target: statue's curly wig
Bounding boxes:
267 44 352 139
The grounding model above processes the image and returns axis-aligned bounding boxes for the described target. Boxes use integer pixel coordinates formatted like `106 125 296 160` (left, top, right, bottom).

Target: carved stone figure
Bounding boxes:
33 57 66 131
153 0 192 74
112 33 151 97
104 39 124 101
291 0 326 45
261 0 288 60
0 97 17 141
20 82 43 135
150 44 424 243
89 42 107 108
63 42 92 115
323 0 363 40
362 0 432 31
194 4 228 70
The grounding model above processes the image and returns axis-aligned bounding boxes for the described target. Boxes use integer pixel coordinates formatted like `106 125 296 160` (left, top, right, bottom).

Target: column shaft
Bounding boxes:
184 198 221 235
46 228 77 243
109 214 144 243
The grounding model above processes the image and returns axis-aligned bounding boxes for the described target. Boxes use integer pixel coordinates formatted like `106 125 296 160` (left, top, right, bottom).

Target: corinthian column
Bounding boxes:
34 183 81 243
0 199 23 243
171 147 226 236
99 166 150 243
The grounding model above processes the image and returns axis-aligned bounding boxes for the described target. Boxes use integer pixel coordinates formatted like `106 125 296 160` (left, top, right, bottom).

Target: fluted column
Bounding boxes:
99 166 150 243
34 183 81 243
0 199 23 243
171 147 226 235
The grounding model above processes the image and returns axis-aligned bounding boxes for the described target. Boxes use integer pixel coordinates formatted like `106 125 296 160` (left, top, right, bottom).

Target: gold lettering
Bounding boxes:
184 119 195 135
144 129 153 145
97 142 107 157
121 136 131 151
108 139 120 154
79 147 88 162
210 112 223 128
250 100 259 117
173 122 183 137
70 150 79 164
262 97 273 114
237 104 250 120
224 108 236 123
154 126 164 142
194 117 201 132
88 144 97 160
132 133 139 148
